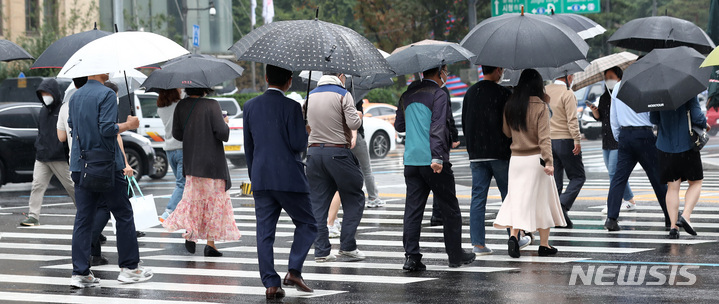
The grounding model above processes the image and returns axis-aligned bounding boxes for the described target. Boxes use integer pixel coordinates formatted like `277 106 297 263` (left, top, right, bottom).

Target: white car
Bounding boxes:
133 90 246 174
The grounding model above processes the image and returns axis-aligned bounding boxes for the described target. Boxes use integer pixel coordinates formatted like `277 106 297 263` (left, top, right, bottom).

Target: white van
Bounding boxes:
133 90 246 178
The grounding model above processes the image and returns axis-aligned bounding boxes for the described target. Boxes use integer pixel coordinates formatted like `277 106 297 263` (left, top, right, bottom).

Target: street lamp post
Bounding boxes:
180 0 216 51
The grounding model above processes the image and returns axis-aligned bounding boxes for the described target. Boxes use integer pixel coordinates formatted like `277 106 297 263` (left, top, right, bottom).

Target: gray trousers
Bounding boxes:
306 146 365 257
350 134 379 201
28 160 76 220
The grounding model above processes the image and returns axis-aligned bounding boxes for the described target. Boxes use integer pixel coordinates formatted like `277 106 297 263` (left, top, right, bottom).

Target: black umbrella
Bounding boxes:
229 17 392 77
386 44 475 76
608 16 715 54
535 60 589 82
0 39 33 62
31 25 110 69
460 12 588 69
617 46 711 113
141 54 244 92
549 10 606 40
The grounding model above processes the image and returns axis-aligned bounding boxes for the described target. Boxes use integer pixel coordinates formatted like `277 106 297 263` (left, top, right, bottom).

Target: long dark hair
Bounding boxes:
157 89 180 108
504 69 545 132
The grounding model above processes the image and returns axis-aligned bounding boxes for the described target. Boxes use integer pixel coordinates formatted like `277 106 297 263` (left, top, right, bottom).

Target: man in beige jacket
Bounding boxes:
546 75 585 229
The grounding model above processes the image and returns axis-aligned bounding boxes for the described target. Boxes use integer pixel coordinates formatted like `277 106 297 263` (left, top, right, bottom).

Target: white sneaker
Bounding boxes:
327 225 340 238
366 198 386 208
334 218 341 231
602 201 636 214
338 249 366 260
315 254 337 263
117 266 153 283
70 272 100 288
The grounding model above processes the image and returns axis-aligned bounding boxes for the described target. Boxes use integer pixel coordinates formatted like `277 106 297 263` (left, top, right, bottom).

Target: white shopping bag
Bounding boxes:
111 176 160 233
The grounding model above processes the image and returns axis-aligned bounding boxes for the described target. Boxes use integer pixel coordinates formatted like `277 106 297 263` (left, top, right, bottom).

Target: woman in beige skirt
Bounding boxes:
494 69 566 258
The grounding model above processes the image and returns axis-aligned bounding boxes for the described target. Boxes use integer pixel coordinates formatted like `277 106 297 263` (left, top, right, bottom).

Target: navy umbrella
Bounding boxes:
141 54 244 92
617 46 711 112
0 39 33 62
608 16 715 54
31 25 110 69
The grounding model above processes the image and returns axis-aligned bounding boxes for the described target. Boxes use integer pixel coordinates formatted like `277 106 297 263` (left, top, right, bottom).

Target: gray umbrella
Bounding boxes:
535 60 589 81
0 39 33 62
460 13 589 69
549 11 606 40
229 18 392 77
141 54 244 92
386 44 475 76
617 46 711 113
608 16 715 54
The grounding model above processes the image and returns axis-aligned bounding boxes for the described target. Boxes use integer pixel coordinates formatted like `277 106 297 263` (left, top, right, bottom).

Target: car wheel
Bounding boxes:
229 156 247 167
369 131 390 159
149 150 168 179
125 148 143 181
709 128 718 136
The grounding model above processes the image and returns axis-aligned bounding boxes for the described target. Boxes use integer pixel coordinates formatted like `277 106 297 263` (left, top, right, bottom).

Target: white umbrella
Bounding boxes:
58 31 188 78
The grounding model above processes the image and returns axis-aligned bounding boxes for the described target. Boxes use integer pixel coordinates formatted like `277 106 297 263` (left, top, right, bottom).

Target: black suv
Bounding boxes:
0 77 155 189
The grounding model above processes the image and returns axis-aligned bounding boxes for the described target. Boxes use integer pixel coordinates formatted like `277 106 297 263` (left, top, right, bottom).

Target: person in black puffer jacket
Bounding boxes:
20 78 76 226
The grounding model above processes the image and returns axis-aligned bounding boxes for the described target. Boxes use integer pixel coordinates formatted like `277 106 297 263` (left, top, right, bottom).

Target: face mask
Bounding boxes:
605 79 618 91
498 69 505 84
116 97 120 105
180 89 188 99
440 71 448 88
42 95 54 106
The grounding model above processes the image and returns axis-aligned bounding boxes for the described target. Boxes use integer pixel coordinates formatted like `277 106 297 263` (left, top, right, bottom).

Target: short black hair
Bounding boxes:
104 81 119 93
483 65 500 75
73 77 88 89
422 65 447 78
266 64 293 86
604 66 623 80
185 87 212 96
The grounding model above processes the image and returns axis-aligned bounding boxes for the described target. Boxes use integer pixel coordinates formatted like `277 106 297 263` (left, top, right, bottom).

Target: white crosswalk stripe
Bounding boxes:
0 193 717 302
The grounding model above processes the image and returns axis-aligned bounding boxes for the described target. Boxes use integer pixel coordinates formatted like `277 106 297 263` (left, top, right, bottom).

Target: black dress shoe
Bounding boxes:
185 240 196 254
204 245 223 257
283 271 313 292
430 216 443 226
98 234 107 245
136 231 146 238
90 255 109 266
604 218 621 231
677 216 697 236
538 245 558 256
558 209 573 229
266 286 285 300
449 252 476 268
668 228 679 239
507 236 520 258
402 257 426 272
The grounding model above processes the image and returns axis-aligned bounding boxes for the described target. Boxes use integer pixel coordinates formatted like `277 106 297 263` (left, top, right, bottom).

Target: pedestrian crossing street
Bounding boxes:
0 197 717 303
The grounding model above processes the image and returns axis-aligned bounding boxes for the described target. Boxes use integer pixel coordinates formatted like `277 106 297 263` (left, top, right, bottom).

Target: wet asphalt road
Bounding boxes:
1 139 719 303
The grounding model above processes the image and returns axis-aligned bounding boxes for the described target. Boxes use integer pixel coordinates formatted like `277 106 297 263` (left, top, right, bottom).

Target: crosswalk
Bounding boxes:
0 195 717 302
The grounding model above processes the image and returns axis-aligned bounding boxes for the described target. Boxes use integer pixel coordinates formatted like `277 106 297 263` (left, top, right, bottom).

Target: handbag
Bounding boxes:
111 176 160 233
76 129 115 192
687 109 709 151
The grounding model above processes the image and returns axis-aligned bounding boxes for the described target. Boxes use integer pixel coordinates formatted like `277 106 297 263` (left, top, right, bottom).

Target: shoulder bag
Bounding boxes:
687 109 708 151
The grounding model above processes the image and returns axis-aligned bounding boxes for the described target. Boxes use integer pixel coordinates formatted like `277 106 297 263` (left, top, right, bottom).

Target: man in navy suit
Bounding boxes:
244 65 318 300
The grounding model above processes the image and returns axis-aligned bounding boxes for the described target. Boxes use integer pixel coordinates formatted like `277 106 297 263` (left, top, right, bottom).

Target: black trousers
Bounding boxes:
552 139 586 211
403 164 464 263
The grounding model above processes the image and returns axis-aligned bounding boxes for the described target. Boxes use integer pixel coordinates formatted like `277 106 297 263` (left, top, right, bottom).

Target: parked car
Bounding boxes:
363 102 397 125
575 82 605 140
0 102 155 189
363 116 397 158
450 97 465 146
132 90 246 171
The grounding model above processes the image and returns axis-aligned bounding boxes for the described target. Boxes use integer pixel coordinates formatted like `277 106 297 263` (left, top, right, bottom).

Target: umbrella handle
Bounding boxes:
304 70 312 122
123 71 136 117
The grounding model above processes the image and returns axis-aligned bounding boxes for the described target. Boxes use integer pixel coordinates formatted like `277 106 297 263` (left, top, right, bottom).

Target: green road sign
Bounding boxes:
491 0 601 16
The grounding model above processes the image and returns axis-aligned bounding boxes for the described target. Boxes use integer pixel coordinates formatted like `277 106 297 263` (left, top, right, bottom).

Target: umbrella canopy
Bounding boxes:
617 46 711 112
550 12 606 40
58 31 189 78
0 39 34 62
229 18 393 77
608 16 715 54
391 39 454 55
110 69 147 98
572 52 638 91
31 27 111 69
535 60 589 81
141 54 244 92
386 44 475 76
461 13 588 69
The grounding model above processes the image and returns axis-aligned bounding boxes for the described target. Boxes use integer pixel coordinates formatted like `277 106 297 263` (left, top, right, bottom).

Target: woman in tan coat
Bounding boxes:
493 69 566 258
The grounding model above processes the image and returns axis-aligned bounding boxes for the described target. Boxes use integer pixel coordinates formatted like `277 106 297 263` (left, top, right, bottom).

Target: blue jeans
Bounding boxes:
602 149 634 201
165 150 185 213
469 160 509 246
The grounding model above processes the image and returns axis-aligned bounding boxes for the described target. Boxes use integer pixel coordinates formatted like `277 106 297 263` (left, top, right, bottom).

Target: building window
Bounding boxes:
25 0 40 34
44 0 58 30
